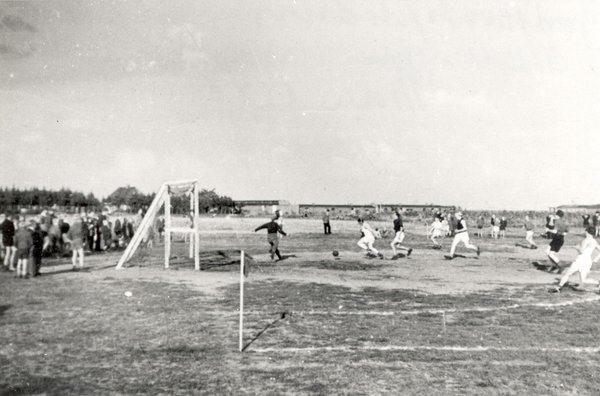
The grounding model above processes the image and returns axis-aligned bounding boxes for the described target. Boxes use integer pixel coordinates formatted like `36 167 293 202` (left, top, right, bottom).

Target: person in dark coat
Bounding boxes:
31 222 44 276
2 214 16 271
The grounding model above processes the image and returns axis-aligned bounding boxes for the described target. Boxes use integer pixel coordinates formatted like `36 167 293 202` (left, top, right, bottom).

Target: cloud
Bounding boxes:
166 23 207 70
423 89 496 113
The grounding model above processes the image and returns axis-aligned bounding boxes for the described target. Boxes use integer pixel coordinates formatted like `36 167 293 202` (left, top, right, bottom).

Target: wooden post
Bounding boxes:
164 189 171 269
116 184 167 269
239 250 244 352
188 191 194 259
194 182 200 271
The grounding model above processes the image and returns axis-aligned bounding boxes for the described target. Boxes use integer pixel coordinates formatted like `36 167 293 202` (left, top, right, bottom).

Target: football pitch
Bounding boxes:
2 217 600 395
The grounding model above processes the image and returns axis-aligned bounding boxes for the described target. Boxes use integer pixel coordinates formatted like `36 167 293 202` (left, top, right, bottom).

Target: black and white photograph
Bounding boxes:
2 1 600 394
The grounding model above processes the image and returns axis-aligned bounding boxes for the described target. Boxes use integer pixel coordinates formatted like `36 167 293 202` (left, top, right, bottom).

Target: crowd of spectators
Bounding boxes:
0 209 165 278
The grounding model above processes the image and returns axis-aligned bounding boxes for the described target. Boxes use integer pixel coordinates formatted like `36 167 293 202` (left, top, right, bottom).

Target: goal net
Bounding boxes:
116 180 201 270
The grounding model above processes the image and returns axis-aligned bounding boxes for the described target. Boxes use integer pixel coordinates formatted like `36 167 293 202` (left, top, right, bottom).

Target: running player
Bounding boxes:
550 226 600 293
524 215 537 248
446 212 480 259
429 216 444 249
390 211 413 259
254 217 287 261
546 210 568 273
357 218 383 259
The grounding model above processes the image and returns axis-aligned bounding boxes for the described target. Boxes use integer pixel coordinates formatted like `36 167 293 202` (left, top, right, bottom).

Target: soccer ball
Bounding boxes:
332 250 339 257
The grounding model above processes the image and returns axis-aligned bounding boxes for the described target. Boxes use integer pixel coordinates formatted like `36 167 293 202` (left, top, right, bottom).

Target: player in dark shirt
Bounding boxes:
390 211 413 259
546 210 568 273
254 219 288 261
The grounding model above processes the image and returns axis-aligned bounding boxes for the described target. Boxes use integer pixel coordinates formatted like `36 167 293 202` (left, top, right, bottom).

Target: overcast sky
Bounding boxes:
1 0 600 209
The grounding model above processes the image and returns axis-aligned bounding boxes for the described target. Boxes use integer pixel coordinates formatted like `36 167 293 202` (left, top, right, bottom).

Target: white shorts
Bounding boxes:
431 229 442 238
526 230 534 239
359 235 375 245
392 231 405 244
571 255 592 276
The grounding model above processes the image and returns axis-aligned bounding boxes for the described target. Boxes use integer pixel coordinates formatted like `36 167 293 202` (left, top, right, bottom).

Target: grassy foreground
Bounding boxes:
2 223 600 395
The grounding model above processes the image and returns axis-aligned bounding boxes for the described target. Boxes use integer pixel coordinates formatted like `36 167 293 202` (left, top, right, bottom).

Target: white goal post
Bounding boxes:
115 180 201 270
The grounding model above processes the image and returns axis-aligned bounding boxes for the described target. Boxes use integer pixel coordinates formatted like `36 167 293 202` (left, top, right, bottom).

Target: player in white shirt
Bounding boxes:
550 226 600 293
429 217 444 249
357 218 383 259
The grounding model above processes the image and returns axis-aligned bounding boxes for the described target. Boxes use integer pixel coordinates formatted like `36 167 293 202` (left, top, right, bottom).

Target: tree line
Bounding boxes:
0 186 235 215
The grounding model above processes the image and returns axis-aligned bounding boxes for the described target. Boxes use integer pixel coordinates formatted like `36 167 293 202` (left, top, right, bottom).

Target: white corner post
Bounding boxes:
194 183 200 271
239 250 245 352
164 188 171 269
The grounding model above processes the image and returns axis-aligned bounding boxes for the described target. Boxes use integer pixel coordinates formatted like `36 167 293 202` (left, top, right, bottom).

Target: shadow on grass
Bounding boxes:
0 305 10 317
242 312 288 352
0 375 72 396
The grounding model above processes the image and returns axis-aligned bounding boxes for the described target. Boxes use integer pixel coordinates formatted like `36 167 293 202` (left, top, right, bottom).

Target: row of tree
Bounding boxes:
105 185 235 214
0 186 235 215
0 187 101 212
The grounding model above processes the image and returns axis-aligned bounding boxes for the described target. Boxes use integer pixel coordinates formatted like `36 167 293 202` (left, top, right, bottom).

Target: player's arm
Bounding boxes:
277 224 287 237
254 223 268 232
592 245 600 263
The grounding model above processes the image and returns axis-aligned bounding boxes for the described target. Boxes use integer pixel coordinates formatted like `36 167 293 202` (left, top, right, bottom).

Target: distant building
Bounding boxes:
555 204 600 212
376 204 456 215
299 204 375 218
299 203 456 217
235 200 297 216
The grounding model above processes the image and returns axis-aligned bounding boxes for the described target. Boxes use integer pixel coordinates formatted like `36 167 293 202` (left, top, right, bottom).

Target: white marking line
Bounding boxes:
242 295 600 317
251 345 600 354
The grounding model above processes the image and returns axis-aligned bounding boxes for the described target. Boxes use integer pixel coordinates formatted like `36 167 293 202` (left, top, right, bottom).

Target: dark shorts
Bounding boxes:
3 236 13 247
16 249 29 260
549 235 564 253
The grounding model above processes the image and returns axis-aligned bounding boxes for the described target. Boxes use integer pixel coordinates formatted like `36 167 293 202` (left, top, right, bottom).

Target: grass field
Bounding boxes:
2 217 600 395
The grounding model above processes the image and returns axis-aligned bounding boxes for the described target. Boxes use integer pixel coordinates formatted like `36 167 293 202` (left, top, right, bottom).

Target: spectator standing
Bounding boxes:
322 209 331 235
14 221 33 278
31 222 45 276
2 214 16 271
476 216 485 238
582 213 591 229
65 216 86 270
499 217 508 239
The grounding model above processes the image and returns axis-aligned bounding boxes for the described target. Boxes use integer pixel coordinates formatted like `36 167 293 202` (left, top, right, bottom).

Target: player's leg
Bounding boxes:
557 263 578 288
367 240 378 255
3 247 11 269
463 235 478 252
78 248 84 268
547 237 563 270
395 232 412 256
72 249 79 269
357 237 368 252
526 230 536 247
268 241 275 260
449 234 461 256
272 238 282 260
579 266 599 286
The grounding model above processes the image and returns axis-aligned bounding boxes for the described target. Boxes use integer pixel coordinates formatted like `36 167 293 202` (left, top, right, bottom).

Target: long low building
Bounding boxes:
299 203 456 216
234 200 298 216
235 200 456 217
